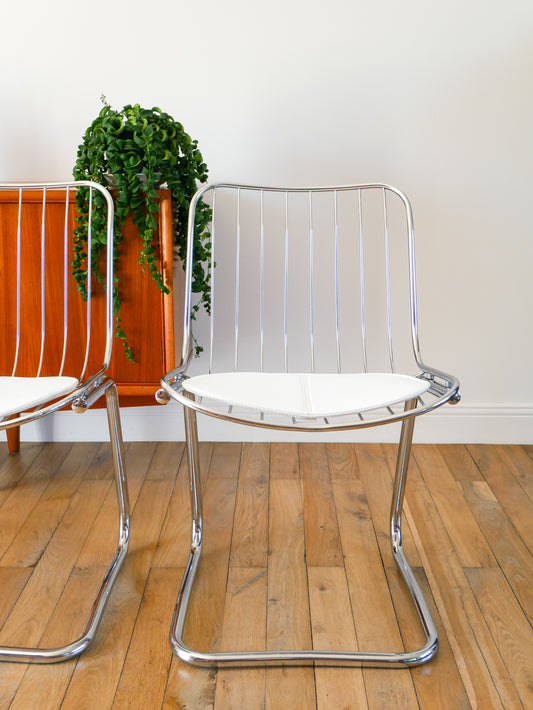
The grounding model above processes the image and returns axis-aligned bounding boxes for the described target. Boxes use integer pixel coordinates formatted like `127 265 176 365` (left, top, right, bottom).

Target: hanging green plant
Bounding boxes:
72 99 212 361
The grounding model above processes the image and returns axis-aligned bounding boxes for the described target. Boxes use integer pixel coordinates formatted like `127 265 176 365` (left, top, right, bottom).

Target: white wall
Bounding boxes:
1 0 532 443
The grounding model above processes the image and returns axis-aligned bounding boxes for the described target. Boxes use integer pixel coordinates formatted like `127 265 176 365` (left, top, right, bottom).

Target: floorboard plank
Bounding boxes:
467 444 533 546
182 477 238 654
404 457 521 709
270 442 299 480
386 566 471 710
359 443 422 568
76 441 157 569
230 442 269 568
1 442 101 568
333 479 420 710
59 476 176 710
0 443 73 560
466 567 533 709
459 479 533 619
497 444 533 504
437 444 484 483
209 442 242 479
308 566 369 710
153 442 211 568
301 477 343 567
112 567 182 710
0 442 45 506
412 445 495 568
214 568 267 710
0 479 109 708
9 567 108 710
299 442 330 482
266 479 316 710
326 442 359 480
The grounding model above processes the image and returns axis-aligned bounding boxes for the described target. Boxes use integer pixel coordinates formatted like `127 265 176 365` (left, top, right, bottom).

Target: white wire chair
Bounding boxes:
158 182 460 668
0 181 129 663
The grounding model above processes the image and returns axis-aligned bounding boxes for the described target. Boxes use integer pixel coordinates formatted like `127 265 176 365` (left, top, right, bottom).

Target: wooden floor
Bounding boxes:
0 441 531 709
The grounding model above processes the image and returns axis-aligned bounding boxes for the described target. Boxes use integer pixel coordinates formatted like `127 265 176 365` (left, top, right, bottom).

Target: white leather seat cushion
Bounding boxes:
183 372 430 418
0 376 79 418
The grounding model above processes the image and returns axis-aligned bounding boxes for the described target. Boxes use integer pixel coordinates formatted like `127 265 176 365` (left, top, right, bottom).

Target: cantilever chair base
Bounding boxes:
167 398 440 669
0 384 130 664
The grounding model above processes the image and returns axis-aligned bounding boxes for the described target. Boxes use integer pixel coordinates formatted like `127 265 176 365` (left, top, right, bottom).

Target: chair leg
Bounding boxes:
170 402 438 668
6 425 20 454
0 383 130 663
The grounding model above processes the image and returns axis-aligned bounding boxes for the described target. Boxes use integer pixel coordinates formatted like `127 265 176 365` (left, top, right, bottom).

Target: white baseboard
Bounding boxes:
2 403 532 445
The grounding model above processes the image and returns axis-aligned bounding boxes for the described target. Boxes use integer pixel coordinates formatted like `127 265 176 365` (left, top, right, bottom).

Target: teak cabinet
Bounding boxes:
0 188 178 451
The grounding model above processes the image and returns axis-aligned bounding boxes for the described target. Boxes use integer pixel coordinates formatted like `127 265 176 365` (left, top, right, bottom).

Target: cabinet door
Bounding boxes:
0 189 175 408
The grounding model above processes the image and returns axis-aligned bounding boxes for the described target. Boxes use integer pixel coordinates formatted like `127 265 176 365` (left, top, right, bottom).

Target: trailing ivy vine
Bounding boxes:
73 100 211 361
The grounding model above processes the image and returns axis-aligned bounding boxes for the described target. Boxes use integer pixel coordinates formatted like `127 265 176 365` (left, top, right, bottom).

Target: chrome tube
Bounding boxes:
334 190 341 373
260 190 265 372
58 186 70 377
234 188 241 372
102 183 115 371
284 191 289 372
309 191 315 372
37 188 47 377
209 189 216 374
358 189 367 372
11 189 22 377
383 188 395 372
80 186 93 381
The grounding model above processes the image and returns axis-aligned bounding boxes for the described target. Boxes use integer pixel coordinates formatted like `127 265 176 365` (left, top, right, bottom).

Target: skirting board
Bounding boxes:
1 403 532 445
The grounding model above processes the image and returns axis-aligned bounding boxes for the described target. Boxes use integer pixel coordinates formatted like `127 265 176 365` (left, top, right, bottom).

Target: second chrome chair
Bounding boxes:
159 182 460 668
0 182 129 662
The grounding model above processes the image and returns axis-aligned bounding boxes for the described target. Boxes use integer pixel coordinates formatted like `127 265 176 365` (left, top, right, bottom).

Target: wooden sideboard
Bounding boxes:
1 188 178 451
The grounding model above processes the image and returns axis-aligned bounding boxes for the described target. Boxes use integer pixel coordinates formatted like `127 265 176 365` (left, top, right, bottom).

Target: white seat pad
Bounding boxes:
0 376 79 419
183 372 430 418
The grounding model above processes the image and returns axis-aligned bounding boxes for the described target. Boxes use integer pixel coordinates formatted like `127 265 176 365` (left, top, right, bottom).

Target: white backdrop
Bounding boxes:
1 0 532 442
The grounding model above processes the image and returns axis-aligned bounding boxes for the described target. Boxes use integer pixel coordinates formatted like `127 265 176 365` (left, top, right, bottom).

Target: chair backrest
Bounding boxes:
183 183 426 379
0 181 114 384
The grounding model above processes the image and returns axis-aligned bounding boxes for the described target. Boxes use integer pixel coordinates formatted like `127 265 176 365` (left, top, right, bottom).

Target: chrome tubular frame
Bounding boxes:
0 182 130 663
170 399 437 668
160 182 460 668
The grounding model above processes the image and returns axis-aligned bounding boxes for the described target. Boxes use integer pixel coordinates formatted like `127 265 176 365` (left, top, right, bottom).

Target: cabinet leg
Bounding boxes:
7 426 20 454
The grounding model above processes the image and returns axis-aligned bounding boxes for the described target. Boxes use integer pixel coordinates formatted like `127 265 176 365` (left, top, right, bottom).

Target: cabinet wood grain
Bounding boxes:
0 189 177 451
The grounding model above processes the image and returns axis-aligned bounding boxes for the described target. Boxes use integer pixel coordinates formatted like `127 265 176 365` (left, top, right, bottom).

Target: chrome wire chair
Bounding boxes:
158 182 460 668
0 182 129 663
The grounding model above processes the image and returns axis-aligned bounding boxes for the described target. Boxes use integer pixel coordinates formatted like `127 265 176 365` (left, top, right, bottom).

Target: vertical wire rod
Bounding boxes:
80 187 92 381
104 184 115 370
334 190 341 373
383 188 395 373
59 186 70 377
234 188 241 372
284 191 289 373
309 191 315 373
12 188 23 377
359 189 368 373
260 190 265 372
37 188 47 377
209 190 216 374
